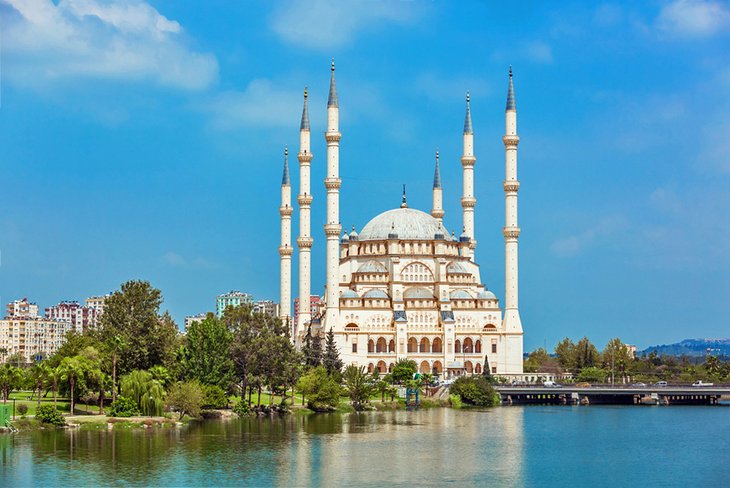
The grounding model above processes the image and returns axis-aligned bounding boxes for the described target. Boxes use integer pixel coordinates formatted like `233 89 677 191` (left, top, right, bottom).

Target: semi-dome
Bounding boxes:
446 261 470 274
450 289 473 299
356 261 388 273
359 208 453 242
340 289 359 298
403 287 435 299
363 289 389 299
478 290 497 300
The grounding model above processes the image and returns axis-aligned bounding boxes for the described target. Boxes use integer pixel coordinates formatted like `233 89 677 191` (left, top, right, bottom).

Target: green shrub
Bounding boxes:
166 381 205 420
202 384 229 409
108 396 141 417
450 376 500 407
232 400 251 417
449 393 463 409
36 405 65 426
17 403 28 416
296 367 342 412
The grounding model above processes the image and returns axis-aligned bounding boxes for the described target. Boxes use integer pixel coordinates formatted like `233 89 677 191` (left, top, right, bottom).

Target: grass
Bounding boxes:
5 391 72 417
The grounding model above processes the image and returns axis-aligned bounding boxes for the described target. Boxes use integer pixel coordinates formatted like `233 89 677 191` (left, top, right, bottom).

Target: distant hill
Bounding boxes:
640 338 730 357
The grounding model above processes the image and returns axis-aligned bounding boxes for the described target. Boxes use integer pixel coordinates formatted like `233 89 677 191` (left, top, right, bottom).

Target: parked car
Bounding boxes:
692 380 714 387
543 381 562 388
575 382 591 388
631 382 647 387
655 381 668 387
442 379 454 387
511 380 527 386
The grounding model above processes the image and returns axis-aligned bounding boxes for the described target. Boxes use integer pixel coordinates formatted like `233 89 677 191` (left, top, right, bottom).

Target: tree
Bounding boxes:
58 355 97 414
50 331 101 367
601 338 632 384
98 280 178 375
555 338 576 370
296 367 341 412
323 328 343 376
391 359 417 384
576 366 607 383
166 381 205 420
450 376 499 407
524 348 550 373
96 372 112 415
148 365 173 387
376 380 390 402
120 370 165 416
301 325 323 368
226 304 272 401
343 365 373 410
30 362 50 408
0 364 23 402
180 314 233 389
107 335 126 403
575 337 600 370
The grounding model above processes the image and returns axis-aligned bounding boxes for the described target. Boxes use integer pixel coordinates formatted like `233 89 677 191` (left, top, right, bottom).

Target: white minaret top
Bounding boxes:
431 149 444 224
297 88 313 333
279 147 293 327
324 59 342 330
461 91 477 257
502 66 523 336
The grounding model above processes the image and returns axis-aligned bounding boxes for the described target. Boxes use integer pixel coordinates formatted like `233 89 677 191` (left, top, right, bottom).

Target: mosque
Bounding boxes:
278 62 524 377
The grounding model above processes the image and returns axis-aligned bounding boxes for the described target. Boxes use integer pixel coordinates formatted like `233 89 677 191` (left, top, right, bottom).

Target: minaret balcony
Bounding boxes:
460 156 476 167
460 197 476 208
324 178 342 190
325 132 341 143
298 194 313 205
502 135 520 147
503 181 520 193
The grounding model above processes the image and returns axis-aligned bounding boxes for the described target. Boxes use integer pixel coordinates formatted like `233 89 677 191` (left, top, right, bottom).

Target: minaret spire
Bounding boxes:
460 91 477 259
279 146 293 328
431 149 444 224
401 184 408 208
297 87 314 337
324 60 342 336
502 66 524 361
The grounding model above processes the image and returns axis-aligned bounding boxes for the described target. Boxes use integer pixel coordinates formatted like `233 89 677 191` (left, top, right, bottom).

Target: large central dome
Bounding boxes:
358 208 452 241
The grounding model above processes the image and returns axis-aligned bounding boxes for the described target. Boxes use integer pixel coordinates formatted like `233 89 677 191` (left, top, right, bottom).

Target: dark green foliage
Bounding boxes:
449 376 499 407
108 396 141 417
576 366 607 383
232 400 251 417
17 403 28 416
35 405 65 425
391 359 417 384
342 365 373 411
301 326 323 368
180 314 233 388
202 384 229 409
166 381 205 420
297 367 341 412
323 328 343 375
98 280 178 375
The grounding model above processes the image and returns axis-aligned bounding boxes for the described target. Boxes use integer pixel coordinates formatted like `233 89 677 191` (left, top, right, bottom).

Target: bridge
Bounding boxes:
494 385 730 406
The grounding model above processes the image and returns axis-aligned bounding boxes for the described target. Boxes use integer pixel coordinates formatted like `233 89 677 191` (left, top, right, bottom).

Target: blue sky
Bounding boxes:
1 0 729 351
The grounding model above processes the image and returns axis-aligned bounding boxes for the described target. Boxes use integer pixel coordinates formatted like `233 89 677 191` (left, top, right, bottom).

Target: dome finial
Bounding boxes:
300 86 310 130
401 184 408 208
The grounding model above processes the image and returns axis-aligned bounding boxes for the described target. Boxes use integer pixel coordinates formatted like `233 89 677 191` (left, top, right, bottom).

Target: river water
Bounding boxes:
1 406 728 487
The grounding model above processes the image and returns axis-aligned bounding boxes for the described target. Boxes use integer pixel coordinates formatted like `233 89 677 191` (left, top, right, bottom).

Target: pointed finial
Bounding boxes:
300 87 310 131
506 67 516 111
401 184 408 208
282 146 291 186
464 91 473 135
328 59 339 108
433 149 442 189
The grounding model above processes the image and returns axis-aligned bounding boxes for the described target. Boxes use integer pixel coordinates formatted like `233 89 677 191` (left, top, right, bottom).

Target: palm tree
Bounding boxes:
30 363 50 408
58 356 92 415
109 335 126 403
97 372 112 415
343 365 373 411
0 347 8 364
0 364 23 402
50 366 61 407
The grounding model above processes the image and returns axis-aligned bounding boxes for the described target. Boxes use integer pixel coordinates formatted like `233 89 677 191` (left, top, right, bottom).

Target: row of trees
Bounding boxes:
524 336 730 383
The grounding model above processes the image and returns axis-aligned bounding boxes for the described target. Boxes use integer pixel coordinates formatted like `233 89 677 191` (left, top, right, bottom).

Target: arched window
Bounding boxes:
432 361 443 374
377 361 387 373
368 363 374 373
475 340 482 353
376 337 387 353
465 361 474 374
407 337 418 353
419 337 430 353
432 337 443 353
388 363 394 373
475 363 482 374
401 262 435 283
455 339 461 354
463 337 474 353
420 361 430 373
368 339 375 353
388 339 395 353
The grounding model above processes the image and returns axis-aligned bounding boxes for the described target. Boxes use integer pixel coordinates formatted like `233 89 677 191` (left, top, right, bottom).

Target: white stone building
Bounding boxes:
45 300 98 333
279 63 525 377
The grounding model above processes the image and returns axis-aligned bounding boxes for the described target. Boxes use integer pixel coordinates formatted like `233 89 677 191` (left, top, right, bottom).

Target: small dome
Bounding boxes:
349 226 359 240
341 232 349 242
450 290 472 299
356 261 388 273
478 290 497 300
446 261 470 274
340 290 359 299
403 287 435 299
363 289 389 299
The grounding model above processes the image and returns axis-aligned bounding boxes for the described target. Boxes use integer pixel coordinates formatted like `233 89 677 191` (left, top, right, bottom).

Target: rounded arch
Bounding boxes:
388 339 395 353
475 340 482 353
388 363 395 373
463 337 474 353
368 363 374 373
419 337 431 353
401 262 435 283
407 337 418 353
475 363 482 374
465 361 474 374
432 337 443 353
455 339 462 354
483 324 497 332
376 337 387 353
432 361 443 375
377 360 387 373
368 339 375 353
420 361 430 373
345 323 359 331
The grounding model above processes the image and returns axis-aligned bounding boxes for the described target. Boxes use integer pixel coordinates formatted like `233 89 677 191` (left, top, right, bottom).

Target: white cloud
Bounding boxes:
656 0 730 38
551 215 629 257
2 0 218 89
203 79 307 130
269 0 421 50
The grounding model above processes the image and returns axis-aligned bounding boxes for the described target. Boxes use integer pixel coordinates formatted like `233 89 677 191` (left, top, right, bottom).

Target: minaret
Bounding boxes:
297 88 313 333
431 150 444 224
279 147 293 326
502 67 523 334
324 60 342 329
461 92 477 257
